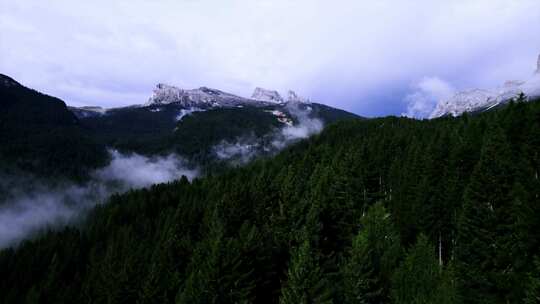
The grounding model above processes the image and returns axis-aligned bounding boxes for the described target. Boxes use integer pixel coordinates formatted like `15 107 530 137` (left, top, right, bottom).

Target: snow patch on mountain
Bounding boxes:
429 54 540 118
430 89 497 118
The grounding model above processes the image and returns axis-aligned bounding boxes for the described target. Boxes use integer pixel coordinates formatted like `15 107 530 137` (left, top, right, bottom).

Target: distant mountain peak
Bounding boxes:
145 83 312 109
430 54 540 118
148 83 184 105
251 87 311 104
251 87 283 103
147 83 254 107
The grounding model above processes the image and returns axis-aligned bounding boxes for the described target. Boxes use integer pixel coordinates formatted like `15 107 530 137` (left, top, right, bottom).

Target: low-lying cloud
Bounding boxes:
213 138 261 165
0 150 197 248
94 150 197 188
274 103 323 148
213 103 323 164
402 77 455 119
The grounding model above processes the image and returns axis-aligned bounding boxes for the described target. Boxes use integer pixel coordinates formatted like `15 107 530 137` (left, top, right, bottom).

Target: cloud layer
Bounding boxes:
213 103 323 163
403 77 455 118
1 1 540 115
0 151 197 248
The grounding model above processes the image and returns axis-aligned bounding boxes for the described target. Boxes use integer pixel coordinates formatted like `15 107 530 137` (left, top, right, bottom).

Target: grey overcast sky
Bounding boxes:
1 0 540 116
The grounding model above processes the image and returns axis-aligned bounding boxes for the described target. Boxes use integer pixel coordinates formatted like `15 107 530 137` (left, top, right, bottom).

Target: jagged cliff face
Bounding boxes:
146 84 253 107
69 83 313 118
145 84 310 108
430 54 540 118
251 87 284 103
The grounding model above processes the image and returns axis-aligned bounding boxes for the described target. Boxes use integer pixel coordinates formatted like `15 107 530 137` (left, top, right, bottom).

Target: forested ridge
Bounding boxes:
0 74 107 180
1 98 540 303
0 73 359 182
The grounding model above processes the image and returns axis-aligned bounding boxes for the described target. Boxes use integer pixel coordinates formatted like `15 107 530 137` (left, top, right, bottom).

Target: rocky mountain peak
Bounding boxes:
251 87 283 103
148 83 184 105
146 83 312 108
147 83 254 107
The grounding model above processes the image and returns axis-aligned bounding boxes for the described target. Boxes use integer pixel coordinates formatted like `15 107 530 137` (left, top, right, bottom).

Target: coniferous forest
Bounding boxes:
1 98 539 303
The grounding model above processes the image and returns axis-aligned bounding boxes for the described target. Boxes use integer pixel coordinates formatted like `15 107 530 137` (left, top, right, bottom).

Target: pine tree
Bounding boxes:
279 240 333 304
391 234 459 304
524 257 540 304
341 202 400 304
456 123 515 303
176 211 257 304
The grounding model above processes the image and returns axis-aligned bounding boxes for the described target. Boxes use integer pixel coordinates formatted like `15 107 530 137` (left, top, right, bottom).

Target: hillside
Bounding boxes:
1 98 539 303
77 101 358 160
0 76 358 179
73 84 360 163
0 74 107 180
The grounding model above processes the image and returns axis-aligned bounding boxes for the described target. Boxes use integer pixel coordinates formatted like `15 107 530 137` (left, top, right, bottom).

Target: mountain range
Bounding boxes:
0 74 359 179
430 54 540 118
1 68 540 303
1 76 539 303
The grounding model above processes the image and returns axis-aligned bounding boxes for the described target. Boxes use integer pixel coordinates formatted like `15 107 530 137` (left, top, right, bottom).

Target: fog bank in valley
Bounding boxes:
0 151 197 248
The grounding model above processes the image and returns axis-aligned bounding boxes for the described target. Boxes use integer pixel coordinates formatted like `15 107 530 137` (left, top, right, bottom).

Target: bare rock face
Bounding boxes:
148 83 185 105
251 87 284 103
146 84 253 107
145 84 312 108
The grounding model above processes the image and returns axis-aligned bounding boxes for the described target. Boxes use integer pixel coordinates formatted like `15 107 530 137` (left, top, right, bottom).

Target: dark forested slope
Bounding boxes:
0 74 359 181
77 101 359 159
0 74 107 180
1 97 539 303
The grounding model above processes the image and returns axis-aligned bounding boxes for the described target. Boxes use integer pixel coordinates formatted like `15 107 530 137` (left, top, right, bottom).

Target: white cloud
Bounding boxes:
403 77 455 119
0 150 197 248
213 103 323 163
1 0 539 114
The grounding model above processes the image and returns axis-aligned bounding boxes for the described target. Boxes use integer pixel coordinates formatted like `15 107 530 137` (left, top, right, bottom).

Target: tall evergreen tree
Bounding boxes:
391 234 459 304
279 240 333 304
456 123 516 303
176 211 257 304
341 202 400 304
524 257 540 304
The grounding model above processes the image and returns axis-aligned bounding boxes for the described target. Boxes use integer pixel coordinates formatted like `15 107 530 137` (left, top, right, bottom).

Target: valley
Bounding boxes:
1 73 539 303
